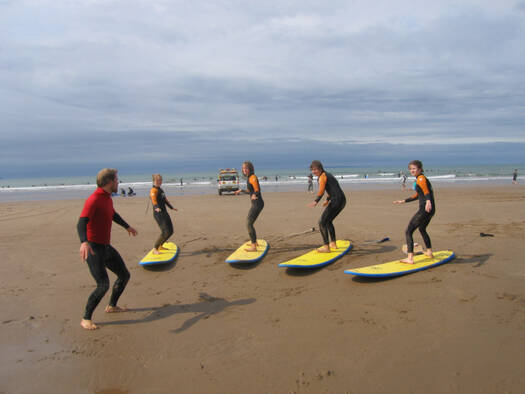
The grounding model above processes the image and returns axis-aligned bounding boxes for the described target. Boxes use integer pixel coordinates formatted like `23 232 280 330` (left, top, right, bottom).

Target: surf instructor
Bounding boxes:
77 168 138 330
308 160 346 253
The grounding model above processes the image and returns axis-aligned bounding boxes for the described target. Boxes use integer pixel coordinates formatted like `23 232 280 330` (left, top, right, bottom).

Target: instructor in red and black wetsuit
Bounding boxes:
77 168 138 330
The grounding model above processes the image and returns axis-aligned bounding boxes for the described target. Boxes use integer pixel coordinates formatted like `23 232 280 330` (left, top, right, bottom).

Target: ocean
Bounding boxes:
0 164 522 202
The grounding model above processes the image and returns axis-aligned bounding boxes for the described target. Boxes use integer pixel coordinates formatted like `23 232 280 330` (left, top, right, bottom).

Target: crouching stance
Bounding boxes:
308 160 346 253
150 174 177 254
77 168 138 330
394 160 435 264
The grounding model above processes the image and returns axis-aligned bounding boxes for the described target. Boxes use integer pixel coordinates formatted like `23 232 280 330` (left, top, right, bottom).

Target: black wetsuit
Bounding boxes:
246 174 264 243
77 187 131 320
315 172 346 245
404 174 435 253
150 186 174 249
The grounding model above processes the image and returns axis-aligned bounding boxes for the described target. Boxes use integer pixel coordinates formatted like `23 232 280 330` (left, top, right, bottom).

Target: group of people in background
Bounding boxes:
76 159 435 330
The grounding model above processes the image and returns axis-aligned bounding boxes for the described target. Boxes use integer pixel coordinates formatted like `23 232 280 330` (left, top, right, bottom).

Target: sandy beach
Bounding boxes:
1 184 524 394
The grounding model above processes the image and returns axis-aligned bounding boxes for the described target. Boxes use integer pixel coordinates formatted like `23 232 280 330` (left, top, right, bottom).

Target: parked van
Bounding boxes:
217 168 240 195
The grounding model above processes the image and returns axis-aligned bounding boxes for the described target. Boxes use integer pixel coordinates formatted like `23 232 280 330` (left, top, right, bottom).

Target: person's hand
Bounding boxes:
234 190 241 195
425 200 432 213
79 242 94 261
393 200 405 204
251 194 257 200
322 200 329 207
171 207 178 211
307 201 318 208
127 227 138 236
155 207 161 212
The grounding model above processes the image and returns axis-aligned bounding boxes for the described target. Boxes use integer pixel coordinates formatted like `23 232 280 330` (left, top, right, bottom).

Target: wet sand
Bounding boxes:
1 185 524 393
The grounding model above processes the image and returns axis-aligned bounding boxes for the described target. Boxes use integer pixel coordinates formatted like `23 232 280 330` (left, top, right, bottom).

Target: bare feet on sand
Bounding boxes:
105 305 129 313
80 319 99 330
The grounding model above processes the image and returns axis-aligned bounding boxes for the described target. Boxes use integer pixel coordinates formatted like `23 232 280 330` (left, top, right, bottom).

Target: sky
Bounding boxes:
1 0 525 177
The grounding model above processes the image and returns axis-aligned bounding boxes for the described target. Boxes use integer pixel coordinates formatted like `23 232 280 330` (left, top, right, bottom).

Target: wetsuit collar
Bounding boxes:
95 187 111 196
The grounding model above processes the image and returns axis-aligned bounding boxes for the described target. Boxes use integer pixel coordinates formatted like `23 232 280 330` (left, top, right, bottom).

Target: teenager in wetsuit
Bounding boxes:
77 168 138 330
307 160 346 253
150 174 177 254
235 161 264 252
394 160 435 264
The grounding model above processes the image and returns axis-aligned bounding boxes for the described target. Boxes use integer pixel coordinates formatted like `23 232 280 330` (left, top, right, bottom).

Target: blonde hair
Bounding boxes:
152 174 163 183
96 168 118 187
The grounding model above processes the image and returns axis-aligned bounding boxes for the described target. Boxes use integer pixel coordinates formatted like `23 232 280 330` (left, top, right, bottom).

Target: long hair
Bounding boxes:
152 173 162 183
408 160 424 173
310 160 324 173
243 161 255 177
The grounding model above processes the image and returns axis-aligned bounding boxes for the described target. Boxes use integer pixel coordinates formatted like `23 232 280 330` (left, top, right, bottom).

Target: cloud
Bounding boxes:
1 1 525 176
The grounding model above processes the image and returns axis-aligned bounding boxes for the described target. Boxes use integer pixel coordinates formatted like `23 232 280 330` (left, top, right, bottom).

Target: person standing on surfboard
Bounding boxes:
150 174 177 255
394 160 435 264
235 161 264 252
77 168 138 330
307 160 346 253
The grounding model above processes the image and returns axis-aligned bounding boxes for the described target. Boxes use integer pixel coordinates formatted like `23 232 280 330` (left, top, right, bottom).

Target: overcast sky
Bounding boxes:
1 0 525 177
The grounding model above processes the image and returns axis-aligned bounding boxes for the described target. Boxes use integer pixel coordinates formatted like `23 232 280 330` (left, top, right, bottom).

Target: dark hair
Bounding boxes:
408 160 424 172
310 160 324 172
243 161 254 176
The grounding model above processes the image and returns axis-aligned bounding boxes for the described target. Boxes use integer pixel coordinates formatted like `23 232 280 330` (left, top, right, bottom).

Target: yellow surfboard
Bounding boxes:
279 240 352 268
139 242 179 266
225 239 269 264
344 250 455 278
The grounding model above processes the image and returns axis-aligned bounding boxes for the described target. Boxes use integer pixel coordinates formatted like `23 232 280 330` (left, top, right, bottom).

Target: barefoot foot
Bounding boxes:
152 249 160 255
399 258 414 264
317 246 331 253
105 305 128 313
244 244 258 252
329 242 338 250
80 319 99 330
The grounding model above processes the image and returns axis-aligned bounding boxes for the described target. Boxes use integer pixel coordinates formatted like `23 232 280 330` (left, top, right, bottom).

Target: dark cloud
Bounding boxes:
0 1 524 177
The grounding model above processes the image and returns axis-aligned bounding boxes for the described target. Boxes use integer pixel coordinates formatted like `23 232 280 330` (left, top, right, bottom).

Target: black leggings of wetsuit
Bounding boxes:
84 243 130 320
319 199 346 245
247 199 264 243
154 211 173 249
405 210 434 253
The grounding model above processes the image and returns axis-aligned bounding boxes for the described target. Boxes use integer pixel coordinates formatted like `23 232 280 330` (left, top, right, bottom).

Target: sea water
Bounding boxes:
0 164 522 202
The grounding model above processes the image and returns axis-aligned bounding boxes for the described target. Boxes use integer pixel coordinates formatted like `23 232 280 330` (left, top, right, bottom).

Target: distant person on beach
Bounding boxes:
120 188 126 197
307 160 346 253
150 174 177 255
394 160 435 264
180 178 183 186
77 168 138 330
235 161 264 252
512 169 518 184
401 173 407 189
307 173 314 193
127 187 135 196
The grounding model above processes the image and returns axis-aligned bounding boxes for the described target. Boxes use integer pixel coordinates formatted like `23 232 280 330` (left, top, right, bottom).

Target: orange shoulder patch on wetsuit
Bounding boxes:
417 175 431 196
317 172 327 198
150 187 159 206
249 175 260 193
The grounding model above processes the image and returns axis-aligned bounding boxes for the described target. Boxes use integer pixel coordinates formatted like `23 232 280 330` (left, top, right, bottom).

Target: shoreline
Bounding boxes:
0 177 518 203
